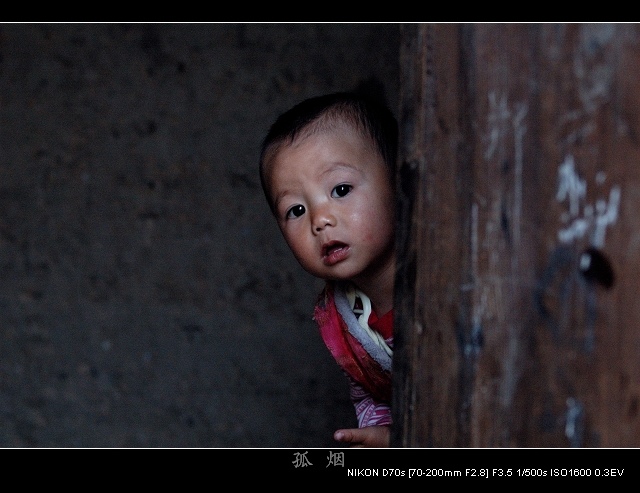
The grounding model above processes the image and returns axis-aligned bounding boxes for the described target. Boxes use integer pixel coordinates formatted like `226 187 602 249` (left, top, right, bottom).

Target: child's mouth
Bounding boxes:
322 241 349 266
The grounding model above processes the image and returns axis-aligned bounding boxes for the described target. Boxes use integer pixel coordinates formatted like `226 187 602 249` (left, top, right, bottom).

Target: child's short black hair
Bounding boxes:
259 91 398 214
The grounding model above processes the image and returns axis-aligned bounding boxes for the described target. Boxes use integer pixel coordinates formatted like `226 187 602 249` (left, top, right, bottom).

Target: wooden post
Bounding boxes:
392 23 640 447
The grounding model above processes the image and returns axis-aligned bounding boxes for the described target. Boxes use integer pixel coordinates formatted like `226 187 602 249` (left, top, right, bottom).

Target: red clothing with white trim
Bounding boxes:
313 282 393 428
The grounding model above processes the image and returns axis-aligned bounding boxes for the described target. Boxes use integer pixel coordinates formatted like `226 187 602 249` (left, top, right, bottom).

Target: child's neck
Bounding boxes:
350 257 395 316
365 285 393 317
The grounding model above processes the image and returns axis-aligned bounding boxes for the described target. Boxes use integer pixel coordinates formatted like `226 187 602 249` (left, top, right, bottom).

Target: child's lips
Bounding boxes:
322 241 349 266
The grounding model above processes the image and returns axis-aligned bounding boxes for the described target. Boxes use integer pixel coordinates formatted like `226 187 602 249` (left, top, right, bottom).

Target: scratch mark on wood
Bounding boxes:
485 91 510 161
512 103 527 263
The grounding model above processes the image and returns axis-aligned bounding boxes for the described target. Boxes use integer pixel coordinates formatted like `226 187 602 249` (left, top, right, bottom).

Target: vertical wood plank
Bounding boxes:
393 23 640 447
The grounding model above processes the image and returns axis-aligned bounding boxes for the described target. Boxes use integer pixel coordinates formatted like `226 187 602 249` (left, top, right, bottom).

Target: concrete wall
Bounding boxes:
0 23 400 447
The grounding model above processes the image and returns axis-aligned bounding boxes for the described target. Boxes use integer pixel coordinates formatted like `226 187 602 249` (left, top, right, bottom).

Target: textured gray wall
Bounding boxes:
0 23 400 447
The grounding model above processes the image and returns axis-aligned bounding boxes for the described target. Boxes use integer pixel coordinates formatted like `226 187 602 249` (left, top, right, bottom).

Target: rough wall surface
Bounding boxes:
0 23 400 447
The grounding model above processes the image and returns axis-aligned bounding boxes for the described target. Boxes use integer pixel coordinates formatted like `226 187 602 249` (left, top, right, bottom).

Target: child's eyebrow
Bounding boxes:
320 162 363 178
273 189 292 212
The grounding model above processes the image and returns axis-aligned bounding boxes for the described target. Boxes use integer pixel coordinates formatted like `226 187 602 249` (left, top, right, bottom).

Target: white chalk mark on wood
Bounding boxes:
592 186 621 247
556 154 621 247
556 155 586 217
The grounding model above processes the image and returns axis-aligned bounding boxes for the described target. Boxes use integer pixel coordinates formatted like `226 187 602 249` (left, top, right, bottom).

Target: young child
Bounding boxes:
259 92 397 448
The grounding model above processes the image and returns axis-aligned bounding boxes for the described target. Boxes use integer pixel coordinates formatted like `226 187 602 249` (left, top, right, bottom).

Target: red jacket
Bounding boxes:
313 281 393 405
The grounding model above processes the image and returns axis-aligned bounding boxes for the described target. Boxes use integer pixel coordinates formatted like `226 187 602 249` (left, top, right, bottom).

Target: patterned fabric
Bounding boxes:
351 380 392 427
313 281 393 427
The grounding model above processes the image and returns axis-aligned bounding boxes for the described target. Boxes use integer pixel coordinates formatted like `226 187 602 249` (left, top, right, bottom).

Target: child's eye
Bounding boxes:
332 184 352 198
286 204 306 219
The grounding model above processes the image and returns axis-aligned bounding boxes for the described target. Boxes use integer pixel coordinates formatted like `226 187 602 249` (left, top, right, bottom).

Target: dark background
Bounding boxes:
0 23 400 447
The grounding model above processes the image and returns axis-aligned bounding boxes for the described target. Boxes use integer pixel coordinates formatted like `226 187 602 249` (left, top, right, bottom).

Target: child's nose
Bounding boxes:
311 208 336 233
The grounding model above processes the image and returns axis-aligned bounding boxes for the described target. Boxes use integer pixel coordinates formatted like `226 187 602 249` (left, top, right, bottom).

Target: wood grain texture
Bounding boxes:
393 23 640 447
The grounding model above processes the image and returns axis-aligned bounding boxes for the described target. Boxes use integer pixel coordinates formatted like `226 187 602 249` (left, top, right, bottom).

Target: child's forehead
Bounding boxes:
262 119 381 191
291 120 373 153
273 126 375 170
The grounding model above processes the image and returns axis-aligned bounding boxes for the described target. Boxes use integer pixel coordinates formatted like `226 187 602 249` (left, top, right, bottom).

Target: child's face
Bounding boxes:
265 123 395 287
